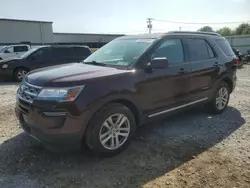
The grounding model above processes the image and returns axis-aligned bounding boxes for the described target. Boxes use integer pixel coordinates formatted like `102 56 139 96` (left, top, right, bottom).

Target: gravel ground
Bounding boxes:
0 66 250 188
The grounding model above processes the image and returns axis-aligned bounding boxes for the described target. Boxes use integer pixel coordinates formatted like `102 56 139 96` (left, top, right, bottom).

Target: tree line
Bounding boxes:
198 23 250 36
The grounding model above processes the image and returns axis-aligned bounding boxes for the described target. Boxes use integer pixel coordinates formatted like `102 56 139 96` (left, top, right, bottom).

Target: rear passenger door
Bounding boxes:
185 38 218 101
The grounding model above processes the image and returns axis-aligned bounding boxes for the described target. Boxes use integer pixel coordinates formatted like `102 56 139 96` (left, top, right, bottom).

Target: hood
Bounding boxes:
26 63 127 87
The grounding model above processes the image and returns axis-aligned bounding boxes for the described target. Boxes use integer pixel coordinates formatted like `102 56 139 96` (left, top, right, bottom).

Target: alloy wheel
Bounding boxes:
17 70 27 81
216 87 229 110
99 113 130 150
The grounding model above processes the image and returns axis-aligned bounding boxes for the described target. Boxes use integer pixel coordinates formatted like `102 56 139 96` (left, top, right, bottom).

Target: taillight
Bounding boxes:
233 58 240 66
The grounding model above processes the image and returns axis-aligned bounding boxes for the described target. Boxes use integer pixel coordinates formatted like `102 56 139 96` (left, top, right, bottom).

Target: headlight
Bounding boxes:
2 64 8 68
37 86 84 101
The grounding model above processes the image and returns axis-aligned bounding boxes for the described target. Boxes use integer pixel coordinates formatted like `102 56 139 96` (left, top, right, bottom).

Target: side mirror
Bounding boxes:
4 50 10 53
147 57 168 69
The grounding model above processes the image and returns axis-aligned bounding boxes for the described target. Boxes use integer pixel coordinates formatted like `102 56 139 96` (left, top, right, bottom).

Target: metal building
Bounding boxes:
53 33 123 48
0 18 123 49
226 35 250 54
0 18 53 45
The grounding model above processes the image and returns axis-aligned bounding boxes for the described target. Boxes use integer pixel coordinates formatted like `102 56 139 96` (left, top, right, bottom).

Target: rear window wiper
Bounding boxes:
84 61 107 66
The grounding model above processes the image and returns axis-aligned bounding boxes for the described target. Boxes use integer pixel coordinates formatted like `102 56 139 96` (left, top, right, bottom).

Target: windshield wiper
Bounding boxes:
84 61 107 66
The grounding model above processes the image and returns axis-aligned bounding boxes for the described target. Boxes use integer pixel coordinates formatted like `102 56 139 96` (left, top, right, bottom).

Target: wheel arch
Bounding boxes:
13 66 30 76
221 76 233 93
109 99 141 126
85 97 142 131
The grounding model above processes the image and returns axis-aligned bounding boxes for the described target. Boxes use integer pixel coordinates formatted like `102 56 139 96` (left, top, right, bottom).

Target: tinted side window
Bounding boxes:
74 47 91 56
187 39 210 61
152 39 184 64
14 46 28 52
215 39 235 56
33 48 51 60
51 47 74 58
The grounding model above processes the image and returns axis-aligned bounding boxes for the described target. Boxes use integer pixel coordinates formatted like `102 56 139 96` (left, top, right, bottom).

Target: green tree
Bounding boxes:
198 26 213 32
217 27 233 36
235 23 250 35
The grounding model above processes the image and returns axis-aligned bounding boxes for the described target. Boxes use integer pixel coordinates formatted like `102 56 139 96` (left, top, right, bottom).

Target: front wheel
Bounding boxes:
85 103 136 156
14 68 28 81
207 82 230 114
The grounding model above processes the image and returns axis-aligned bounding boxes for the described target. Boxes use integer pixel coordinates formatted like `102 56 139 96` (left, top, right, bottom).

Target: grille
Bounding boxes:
18 82 43 103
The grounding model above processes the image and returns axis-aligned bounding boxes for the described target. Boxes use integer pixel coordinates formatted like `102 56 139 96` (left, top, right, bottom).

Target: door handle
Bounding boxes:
178 68 188 74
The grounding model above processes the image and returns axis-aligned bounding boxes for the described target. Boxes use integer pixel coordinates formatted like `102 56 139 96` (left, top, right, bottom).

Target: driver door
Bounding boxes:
136 38 191 117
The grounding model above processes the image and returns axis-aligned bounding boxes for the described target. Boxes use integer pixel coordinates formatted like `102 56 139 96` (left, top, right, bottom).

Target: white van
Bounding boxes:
0 44 31 60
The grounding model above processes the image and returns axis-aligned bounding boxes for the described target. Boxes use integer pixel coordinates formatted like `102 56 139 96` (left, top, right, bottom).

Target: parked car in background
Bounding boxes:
232 47 244 67
0 45 91 81
15 31 237 156
243 50 250 64
0 44 30 60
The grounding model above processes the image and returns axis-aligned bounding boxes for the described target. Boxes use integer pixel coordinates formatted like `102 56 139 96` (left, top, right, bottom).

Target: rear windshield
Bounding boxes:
215 39 234 56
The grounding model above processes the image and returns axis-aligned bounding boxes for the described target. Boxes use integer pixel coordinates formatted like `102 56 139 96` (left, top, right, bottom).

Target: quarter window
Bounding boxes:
206 43 215 58
152 39 184 64
215 39 235 56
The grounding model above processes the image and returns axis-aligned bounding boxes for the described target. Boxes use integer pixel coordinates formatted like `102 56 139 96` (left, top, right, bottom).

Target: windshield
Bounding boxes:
20 47 39 58
0 46 6 53
83 39 154 66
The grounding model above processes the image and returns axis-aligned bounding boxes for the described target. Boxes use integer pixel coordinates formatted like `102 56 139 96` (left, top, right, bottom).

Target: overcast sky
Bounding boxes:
1 0 249 34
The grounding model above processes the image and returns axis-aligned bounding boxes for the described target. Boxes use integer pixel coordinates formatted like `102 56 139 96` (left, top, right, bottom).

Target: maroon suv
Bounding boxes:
15 31 237 156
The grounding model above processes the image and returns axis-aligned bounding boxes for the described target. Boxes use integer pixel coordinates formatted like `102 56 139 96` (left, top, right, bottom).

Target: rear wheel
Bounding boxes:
207 82 230 114
85 103 136 156
14 68 28 81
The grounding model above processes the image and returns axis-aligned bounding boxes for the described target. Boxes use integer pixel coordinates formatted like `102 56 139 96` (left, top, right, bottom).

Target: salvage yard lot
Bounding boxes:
0 66 250 188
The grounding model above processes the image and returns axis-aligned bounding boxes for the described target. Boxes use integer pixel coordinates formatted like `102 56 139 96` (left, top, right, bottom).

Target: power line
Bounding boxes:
151 19 250 25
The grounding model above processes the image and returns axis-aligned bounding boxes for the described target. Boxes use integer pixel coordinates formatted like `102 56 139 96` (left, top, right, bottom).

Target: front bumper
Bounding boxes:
15 98 89 152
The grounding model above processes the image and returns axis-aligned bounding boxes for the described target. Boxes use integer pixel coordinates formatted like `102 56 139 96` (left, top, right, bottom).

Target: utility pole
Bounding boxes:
147 18 152 34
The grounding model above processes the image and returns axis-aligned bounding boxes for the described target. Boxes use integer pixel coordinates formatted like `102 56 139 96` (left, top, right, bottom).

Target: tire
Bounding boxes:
207 82 230 114
85 103 136 157
14 68 29 82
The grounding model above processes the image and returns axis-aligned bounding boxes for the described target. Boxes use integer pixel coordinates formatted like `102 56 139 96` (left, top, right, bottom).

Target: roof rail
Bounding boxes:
168 31 221 36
